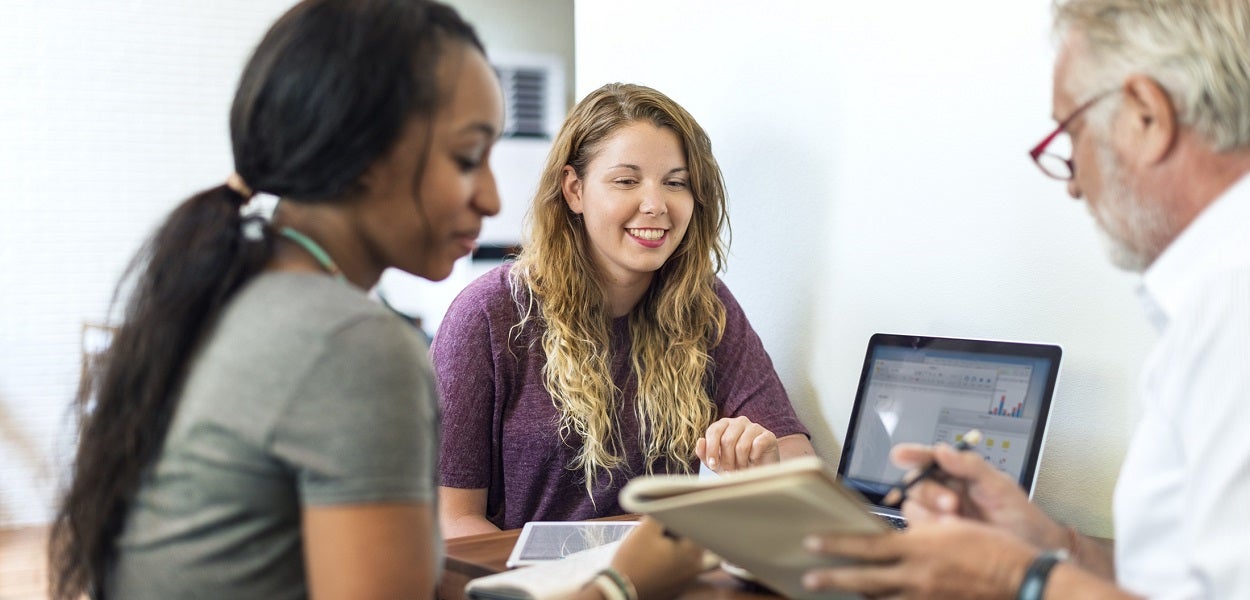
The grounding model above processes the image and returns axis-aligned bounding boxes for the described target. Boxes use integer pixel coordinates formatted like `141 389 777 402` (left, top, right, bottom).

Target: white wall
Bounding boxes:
1 0 1153 537
0 0 572 528
574 0 1155 537
0 0 296 527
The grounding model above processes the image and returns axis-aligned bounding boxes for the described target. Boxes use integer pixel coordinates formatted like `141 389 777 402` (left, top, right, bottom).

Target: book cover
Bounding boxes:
619 455 887 600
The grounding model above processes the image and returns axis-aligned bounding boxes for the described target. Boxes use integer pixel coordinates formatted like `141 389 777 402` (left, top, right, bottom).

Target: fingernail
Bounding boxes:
938 495 955 512
802 573 820 590
707 457 717 469
803 535 822 551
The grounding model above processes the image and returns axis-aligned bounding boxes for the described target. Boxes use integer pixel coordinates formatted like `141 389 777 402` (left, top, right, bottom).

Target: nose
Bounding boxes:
475 167 501 217
1066 177 1082 200
639 184 667 217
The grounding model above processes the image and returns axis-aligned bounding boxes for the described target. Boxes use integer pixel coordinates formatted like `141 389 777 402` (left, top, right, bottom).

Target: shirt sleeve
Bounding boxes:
270 313 439 505
431 279 501 489
710 282 809 439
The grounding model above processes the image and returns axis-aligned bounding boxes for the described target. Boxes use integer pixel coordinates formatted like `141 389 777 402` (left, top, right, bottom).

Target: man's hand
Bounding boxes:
801 518 1036 600
890 442 1068 550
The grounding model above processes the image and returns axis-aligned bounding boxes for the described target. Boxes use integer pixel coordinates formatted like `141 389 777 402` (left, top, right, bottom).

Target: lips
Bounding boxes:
453 230 480 255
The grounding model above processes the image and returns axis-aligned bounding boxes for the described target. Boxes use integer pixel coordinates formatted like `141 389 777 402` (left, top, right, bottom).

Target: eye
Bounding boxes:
613 178 639 186
456 156 482 172
665 179 689 189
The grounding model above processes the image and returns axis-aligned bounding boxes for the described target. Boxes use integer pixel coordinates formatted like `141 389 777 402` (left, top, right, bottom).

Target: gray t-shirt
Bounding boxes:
107 272 440 599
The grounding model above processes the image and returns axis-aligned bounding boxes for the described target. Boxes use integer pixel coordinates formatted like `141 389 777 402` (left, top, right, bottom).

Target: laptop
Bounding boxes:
836 333 1062 529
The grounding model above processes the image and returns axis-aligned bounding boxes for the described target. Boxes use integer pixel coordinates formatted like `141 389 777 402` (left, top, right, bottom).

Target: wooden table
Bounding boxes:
438 521 779 600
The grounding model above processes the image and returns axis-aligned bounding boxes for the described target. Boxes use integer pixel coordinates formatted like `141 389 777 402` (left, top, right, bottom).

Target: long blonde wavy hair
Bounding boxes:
509 83 730 495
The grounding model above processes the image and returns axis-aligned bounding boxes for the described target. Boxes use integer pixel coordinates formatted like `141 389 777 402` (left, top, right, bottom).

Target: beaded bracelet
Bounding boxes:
592 573 628 600
594 567 638 600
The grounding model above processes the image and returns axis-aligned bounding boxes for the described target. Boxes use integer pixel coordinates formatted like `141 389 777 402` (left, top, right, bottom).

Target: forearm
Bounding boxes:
1033 522 1115 580
777 433 815 460
1043 561 1139 600
437 486 498 538
1067 530 1116 580
440 513 500 538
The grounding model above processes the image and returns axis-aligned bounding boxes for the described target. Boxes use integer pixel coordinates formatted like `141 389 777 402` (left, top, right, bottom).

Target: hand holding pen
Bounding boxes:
883 430 983 507
881 429 1080 567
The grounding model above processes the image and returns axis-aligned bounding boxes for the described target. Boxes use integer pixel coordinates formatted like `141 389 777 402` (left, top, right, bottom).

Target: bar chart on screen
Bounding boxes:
989 393 1025 418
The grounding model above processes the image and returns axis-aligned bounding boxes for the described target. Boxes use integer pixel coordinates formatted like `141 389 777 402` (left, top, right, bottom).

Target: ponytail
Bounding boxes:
50 185 272 599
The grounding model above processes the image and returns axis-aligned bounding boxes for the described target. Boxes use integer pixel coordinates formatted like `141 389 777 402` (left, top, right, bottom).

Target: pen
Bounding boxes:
882 429 983 507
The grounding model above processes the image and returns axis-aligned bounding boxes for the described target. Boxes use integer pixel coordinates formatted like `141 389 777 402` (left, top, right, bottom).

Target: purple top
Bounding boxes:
432 264 809 531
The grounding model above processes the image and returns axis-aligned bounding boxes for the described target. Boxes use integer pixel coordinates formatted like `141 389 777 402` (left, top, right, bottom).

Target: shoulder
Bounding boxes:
710 276 752 326
215 272 401 361
1142 265 1250 423
712 276 740 309
445 264 521 319
274 280 434 417
279 280 428 388
1168 262 1250 337
238 271 391 325
435 264 528 354
1165 266 1250 361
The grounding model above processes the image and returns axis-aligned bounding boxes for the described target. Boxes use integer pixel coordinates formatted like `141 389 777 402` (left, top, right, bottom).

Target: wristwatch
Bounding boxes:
1016 549 1069 600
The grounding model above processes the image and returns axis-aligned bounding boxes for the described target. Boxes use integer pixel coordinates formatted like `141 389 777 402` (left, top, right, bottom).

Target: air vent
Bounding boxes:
491 53 565 140
496 67 548 138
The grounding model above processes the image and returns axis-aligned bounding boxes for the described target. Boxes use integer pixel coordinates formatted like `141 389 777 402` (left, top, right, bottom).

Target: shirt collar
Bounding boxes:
1139 173 1250 331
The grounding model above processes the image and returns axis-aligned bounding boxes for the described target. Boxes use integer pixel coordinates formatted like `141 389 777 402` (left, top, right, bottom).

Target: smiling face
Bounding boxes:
561 120 694 292
357 41 505 282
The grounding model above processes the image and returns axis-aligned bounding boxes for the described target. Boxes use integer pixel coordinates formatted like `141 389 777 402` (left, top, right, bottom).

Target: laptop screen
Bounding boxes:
837 334 1062 508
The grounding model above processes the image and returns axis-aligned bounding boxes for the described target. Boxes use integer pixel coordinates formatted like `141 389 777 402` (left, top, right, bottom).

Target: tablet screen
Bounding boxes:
506 521 638 568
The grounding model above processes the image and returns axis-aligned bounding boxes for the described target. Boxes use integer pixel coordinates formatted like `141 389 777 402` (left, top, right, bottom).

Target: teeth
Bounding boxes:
628 228 664 241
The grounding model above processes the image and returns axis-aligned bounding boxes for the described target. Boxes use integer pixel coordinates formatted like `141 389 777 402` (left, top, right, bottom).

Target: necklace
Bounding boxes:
279 226 346 282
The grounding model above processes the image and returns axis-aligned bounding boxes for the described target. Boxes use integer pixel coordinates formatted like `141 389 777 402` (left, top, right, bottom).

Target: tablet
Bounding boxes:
505 521 639 568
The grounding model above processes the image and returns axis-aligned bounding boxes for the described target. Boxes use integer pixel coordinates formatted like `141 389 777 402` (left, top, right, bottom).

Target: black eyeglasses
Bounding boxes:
1029 90 1117 180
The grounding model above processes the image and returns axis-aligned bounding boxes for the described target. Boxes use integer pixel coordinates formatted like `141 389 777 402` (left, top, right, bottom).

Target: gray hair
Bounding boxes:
1054 0 1250 151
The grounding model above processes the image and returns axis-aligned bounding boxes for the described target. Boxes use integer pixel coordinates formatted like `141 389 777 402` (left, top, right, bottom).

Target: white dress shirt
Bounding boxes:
1114 174 1250 599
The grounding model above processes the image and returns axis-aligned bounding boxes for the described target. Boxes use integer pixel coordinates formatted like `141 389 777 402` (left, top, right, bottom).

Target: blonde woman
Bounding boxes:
433 83 815 537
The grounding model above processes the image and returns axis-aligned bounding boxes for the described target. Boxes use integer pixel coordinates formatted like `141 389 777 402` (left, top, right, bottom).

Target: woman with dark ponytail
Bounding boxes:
49 0 502 596
50 1 704 598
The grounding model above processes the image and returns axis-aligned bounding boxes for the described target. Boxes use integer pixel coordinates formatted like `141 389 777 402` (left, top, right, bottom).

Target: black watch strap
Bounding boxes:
1016 549 1069 600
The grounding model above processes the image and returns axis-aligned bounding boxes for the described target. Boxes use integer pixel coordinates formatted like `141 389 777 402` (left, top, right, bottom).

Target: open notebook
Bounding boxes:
836 333 1062 529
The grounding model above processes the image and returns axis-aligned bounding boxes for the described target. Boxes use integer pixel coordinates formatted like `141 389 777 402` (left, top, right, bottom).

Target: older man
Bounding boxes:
802 1 1250 598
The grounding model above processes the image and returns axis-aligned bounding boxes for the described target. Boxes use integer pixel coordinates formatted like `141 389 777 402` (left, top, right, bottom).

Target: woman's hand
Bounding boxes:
609 518 703 600
696 416 779 472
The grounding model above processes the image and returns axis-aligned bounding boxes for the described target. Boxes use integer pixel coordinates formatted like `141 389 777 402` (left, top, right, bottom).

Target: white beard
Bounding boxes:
1088 142 1174 272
